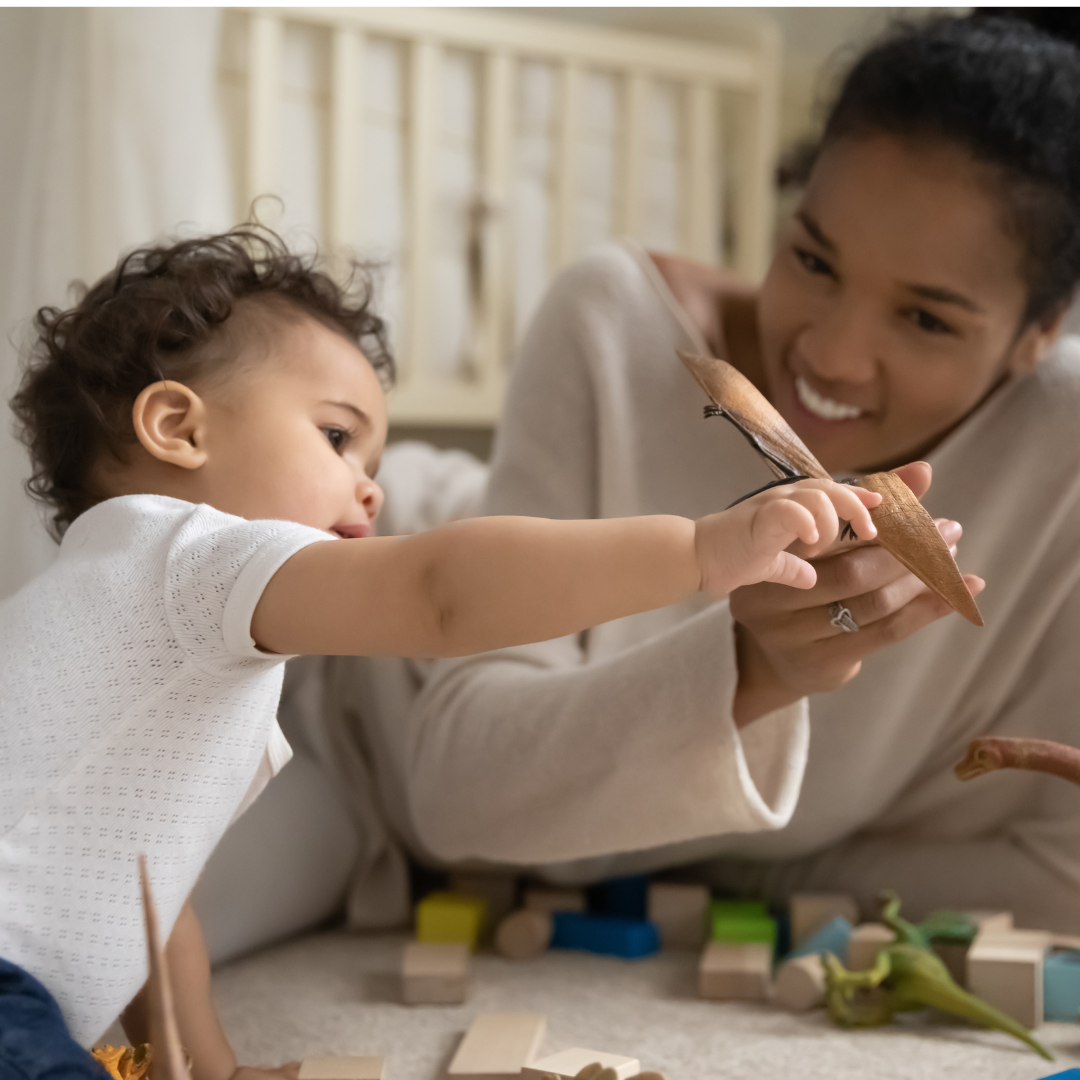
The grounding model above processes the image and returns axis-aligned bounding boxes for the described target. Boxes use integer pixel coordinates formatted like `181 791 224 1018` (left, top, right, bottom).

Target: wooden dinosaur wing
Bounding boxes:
138 856 192 1080
860 471 983 626
678 351 831 480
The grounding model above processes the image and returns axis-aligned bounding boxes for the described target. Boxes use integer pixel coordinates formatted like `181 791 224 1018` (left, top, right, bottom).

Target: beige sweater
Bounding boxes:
378 242 1080 930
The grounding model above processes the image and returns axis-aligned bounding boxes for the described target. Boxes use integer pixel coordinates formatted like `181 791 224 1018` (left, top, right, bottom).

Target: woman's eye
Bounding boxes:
322 426 349 452
907 308 954 335
794 247 835 278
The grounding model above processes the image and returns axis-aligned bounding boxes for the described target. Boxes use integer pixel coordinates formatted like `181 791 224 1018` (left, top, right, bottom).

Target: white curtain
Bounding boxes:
0 9 232 600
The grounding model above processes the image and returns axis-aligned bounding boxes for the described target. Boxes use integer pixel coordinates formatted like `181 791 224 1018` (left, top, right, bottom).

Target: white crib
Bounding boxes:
219 7 781 427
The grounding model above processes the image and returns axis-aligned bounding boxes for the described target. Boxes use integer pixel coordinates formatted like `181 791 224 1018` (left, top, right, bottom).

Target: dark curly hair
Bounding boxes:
10 224 394 540
820 15 1080 326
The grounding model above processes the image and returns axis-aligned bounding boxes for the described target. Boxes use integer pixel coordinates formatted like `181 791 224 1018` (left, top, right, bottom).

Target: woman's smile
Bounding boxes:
794 374 866 422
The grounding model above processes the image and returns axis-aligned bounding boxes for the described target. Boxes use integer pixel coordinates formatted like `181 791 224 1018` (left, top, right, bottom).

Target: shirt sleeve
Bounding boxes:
164 505 333 677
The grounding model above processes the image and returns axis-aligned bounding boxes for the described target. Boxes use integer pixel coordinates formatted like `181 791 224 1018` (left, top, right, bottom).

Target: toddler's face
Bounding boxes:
196 313 388 536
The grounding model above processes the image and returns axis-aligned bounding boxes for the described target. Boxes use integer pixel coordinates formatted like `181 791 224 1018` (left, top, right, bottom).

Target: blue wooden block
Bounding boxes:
551 911 660 959
786 916 853 963
1036 1071 1080 1079
1044 950 1080 1022
594 874 650 920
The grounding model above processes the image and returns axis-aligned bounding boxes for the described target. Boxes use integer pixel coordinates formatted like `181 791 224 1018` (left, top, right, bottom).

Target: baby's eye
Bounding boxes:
322 426 350 453
907 308 955 336
794 247 835 278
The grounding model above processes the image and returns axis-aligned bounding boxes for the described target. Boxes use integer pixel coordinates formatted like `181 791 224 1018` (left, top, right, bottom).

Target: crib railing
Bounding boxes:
221 7 780 426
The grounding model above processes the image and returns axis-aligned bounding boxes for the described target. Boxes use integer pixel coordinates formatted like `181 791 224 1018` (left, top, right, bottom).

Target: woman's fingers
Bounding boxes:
890 460 933 499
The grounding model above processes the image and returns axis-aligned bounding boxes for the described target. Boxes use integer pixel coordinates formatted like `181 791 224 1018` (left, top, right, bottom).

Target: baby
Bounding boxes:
0 227 878 1078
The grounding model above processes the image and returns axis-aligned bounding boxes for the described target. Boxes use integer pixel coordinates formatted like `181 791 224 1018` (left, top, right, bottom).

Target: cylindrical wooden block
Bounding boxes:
495 909 553 959
775 955 826 1012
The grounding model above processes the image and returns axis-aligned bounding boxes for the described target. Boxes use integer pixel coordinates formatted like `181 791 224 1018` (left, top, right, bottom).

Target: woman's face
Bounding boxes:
758 134 1061 474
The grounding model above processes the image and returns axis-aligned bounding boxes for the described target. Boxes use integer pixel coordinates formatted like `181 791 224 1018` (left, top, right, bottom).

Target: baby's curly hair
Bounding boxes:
10 225 394 541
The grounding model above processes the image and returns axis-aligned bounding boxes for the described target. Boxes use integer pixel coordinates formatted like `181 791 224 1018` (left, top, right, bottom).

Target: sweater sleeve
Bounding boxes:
402 250 808 865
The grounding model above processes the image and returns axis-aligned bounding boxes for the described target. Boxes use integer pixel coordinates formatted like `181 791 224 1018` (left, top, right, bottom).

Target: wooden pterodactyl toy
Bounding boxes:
679 351 983 626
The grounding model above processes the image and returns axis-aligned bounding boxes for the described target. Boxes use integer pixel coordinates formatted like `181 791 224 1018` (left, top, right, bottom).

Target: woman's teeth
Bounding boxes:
795 376 864 421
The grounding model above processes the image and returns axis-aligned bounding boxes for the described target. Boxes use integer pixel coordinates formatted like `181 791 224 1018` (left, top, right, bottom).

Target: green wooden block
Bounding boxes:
710 900 777 953
416 892 487 951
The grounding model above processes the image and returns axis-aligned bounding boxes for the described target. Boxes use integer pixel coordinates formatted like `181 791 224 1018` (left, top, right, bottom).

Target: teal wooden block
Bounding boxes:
786 916 853 963
1044 950 1080 1022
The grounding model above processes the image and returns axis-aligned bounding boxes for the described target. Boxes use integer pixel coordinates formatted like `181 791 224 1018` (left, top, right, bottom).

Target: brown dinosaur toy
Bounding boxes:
679 351 983 626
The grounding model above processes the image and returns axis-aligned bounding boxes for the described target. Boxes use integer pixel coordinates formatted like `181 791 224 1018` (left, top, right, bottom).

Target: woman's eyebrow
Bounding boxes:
905 284 984 314
796 211 835 251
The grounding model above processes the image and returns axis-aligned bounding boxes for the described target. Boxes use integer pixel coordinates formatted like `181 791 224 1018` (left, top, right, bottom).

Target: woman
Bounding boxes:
371 15 1080 930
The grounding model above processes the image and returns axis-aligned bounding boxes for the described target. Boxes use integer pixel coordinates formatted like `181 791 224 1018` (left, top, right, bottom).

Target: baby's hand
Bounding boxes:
694 479 881 598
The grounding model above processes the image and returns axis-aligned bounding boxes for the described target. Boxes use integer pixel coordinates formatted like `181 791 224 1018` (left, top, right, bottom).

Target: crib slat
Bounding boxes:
732 24 780 281
684 82 719 264
247 14 283 209
328 27 362 257
477 50 515 387
619 73 648 242
405 39 440 385
553 62 582 271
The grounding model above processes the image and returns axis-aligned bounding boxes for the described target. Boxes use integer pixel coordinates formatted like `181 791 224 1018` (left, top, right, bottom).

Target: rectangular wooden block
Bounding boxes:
789 893 859 948
447 1013 547 1080
967 934 1047 1029
523 887 587 914
699 942 772 1001
550 912 659 959
1044 950 1080 1022
416 892 487 951
521 1048 639 1080
964 910 1014 934
847 923 894 971
709 900 776 953
647 883 709 949
402 941 469 1005
299 1058 384 1080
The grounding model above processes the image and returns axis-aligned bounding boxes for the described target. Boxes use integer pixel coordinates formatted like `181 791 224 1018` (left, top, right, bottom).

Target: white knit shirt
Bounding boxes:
0 494 330 1045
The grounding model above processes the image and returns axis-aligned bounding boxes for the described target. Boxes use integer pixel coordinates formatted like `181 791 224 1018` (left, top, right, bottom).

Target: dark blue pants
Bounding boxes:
0 957 108 1079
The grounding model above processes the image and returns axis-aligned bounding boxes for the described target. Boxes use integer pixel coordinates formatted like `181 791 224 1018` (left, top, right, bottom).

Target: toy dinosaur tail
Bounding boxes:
912 975 1053 1061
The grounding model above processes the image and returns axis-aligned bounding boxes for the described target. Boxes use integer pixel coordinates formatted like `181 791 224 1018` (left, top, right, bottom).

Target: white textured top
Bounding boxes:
0 494 330 1044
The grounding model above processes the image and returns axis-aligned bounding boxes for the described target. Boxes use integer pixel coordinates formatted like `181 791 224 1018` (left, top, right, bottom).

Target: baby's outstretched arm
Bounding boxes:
252 479 879 658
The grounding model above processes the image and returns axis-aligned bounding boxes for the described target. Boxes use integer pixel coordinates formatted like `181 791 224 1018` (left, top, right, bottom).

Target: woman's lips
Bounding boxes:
793 375 867 423
332 522 372 539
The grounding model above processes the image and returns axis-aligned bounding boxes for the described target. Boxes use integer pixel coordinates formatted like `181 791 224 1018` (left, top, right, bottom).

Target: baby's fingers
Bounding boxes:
829 484 879 541
763 550 818 589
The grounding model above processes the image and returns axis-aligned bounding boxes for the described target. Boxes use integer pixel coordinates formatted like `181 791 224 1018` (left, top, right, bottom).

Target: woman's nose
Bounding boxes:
800 300 879 384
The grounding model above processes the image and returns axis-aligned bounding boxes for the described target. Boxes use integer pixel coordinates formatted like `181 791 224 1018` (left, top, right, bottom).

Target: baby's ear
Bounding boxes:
132 381 208 470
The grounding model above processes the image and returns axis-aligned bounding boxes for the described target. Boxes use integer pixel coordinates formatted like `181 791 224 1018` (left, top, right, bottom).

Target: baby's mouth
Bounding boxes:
332 522 372 539
795 375 865 422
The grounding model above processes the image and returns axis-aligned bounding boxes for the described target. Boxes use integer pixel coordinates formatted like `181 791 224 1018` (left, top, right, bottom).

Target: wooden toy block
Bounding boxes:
449 872 518 938
647 883 709 949
1044 950 1080 1022
709 900 776 953
402 941 469 1005
847 923 894 971
521 1048 640 1080
415 891 487 951
550 912 659 959
787 916 852 963
699 942 772 1001
523 887 587 914
299 1059 384 1080
933 941 970 988
447 1013 547 1080
495 909 553 960
1035 1071 1080 1079
789 893 859 948
967 933 1048 1029
774 954 826 1012
965 910 1014 934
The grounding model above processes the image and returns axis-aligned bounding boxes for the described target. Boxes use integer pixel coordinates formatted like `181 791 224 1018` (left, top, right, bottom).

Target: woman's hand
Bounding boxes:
729 462 985 727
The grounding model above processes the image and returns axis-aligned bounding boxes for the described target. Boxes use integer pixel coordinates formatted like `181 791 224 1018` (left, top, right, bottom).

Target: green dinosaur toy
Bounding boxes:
822 893 1052 1061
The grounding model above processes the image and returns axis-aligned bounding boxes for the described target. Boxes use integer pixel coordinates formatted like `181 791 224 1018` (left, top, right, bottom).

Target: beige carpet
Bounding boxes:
211 931 1079 1080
